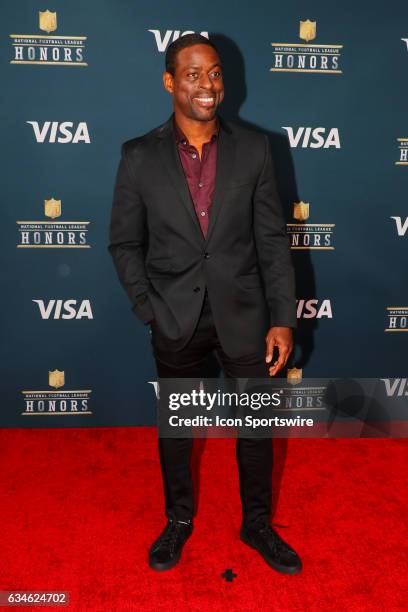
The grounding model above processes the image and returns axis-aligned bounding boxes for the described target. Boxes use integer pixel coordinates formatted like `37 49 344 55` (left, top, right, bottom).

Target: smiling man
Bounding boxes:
108 33 301 574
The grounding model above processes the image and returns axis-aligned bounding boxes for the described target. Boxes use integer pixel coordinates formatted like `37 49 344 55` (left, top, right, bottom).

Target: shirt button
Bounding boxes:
193 287 201 293
198 182 203 188
192 153 197 159
204 253 210 259
200 211 206 216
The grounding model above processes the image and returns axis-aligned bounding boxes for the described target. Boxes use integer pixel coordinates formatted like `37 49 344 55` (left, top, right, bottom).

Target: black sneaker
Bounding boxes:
240 523 302 575
148 519 193 571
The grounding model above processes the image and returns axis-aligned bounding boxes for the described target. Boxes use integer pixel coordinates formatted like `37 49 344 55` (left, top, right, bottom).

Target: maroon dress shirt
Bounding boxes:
173 116 219 238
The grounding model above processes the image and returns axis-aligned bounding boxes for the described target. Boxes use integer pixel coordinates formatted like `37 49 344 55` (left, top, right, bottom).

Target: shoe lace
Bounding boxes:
259 525 295 556
158 520 188 552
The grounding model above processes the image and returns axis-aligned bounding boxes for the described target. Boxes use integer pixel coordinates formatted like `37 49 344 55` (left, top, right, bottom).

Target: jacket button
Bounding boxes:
193 287 201 292
204 252 210 259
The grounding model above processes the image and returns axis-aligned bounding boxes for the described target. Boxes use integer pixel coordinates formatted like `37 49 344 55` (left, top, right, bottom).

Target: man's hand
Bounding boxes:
265 327 293 377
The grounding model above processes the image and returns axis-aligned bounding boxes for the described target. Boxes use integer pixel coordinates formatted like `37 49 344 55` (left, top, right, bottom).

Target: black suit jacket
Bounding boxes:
108 113 296 359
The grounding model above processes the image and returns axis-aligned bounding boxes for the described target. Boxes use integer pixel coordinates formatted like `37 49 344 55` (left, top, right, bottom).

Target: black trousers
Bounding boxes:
151 289 273 529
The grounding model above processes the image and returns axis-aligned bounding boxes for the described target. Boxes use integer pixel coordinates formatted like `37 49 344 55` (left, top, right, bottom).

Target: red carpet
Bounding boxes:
0 428 406 611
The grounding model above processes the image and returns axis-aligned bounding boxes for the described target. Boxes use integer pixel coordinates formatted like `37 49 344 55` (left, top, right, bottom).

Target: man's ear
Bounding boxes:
163 71 174 95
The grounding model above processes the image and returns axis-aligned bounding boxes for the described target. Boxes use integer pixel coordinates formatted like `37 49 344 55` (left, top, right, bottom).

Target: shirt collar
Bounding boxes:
173 114 220 146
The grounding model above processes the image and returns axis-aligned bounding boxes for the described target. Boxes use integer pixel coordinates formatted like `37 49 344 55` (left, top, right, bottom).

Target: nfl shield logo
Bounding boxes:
39 10 57 33
299 20 316 43
49 370 65 389
293 202 310 221
44 198 61 219
287 367 302 385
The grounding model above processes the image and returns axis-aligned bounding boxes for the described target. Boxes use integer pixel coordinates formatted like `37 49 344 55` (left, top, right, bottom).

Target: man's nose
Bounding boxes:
198 73 212 88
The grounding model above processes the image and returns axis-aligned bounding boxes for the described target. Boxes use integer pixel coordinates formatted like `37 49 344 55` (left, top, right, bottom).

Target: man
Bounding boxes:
108 33 302 575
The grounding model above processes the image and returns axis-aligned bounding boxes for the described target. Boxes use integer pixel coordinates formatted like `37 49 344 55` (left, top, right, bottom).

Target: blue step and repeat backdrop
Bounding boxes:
1 0 407 427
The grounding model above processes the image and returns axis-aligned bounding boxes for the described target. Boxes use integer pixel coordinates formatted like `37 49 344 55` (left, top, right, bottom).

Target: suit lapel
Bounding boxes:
157 116 204 242
205 117 235 245
156 114 236 246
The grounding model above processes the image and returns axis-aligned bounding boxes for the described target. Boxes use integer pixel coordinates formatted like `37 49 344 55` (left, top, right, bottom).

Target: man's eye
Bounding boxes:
187 73 198 78
211 71 221 78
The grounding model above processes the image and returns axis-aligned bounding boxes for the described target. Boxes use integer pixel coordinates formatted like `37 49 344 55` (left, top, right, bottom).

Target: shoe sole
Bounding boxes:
148 552 181 572
240 532 302 575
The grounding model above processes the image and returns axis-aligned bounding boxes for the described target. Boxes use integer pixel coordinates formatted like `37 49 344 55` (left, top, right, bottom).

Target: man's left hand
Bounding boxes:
265 327 293 377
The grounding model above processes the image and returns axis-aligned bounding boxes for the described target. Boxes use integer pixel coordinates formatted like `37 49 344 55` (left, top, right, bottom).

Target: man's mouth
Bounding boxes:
192 95 216 108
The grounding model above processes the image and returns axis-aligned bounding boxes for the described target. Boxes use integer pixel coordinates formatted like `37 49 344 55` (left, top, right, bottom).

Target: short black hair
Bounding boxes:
165 33 219 76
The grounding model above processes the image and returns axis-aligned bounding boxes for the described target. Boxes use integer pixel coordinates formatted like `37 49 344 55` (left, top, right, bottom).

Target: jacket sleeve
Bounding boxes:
108 143 154 325
253 134 297 329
